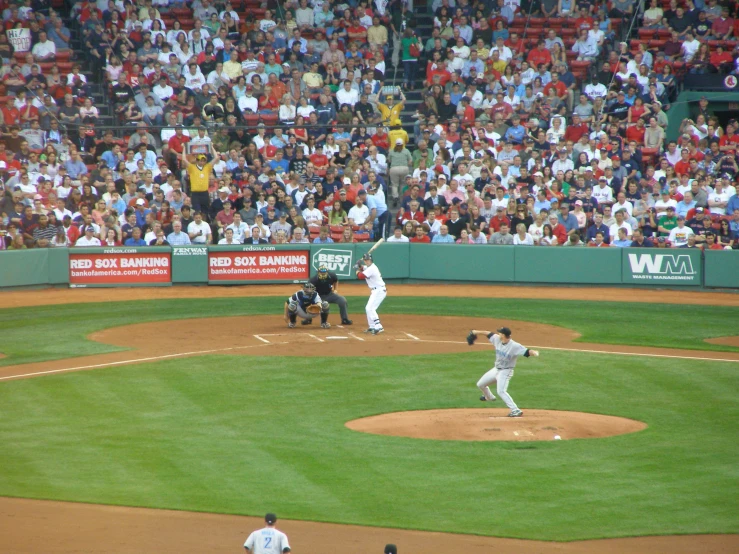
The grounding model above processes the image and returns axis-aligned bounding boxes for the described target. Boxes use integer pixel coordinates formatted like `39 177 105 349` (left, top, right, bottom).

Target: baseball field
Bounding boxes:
0 284 737 553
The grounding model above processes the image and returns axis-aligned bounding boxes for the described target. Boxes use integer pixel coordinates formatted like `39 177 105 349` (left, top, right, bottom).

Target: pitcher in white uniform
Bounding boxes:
469 326 539 417
355 253 386 335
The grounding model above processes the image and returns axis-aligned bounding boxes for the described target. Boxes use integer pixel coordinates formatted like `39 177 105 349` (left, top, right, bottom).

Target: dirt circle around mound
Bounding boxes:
346 408 647 441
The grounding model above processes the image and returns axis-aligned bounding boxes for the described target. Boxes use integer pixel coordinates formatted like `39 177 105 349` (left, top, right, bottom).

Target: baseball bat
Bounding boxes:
367 237 385 254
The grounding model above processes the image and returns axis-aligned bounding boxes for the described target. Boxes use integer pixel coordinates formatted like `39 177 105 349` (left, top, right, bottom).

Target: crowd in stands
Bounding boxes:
1 0 739 251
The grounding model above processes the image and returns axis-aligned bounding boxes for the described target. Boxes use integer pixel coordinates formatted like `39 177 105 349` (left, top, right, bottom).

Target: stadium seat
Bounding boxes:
243 113 260 128
260 113 278 127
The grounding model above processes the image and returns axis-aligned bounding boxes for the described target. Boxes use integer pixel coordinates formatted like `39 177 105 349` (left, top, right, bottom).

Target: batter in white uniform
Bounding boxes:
244 513 291 554
469 326 539 417
355 253 386 335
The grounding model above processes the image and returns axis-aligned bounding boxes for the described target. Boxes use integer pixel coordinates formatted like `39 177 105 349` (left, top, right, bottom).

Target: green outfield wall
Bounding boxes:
0 246 737 289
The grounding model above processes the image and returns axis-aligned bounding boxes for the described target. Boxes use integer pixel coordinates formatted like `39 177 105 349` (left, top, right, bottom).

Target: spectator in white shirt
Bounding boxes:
336 80 359 107
386 226 410 242
32 31 56 61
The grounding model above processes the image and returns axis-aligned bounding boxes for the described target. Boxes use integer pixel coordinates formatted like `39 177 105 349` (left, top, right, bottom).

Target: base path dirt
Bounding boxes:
0 497 736 554
2 315 738 382
706 336 739 347
1 283 738 308
346 408 648 441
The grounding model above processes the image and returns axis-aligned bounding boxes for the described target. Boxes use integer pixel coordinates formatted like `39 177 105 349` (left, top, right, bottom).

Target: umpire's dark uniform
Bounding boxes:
310 270 352 324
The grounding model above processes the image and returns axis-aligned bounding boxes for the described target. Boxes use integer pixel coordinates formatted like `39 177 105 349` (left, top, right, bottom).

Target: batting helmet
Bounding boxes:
362 253 373 261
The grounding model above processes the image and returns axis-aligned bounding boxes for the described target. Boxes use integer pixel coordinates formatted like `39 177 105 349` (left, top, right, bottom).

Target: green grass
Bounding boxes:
0 351 737 540
0 297 737 367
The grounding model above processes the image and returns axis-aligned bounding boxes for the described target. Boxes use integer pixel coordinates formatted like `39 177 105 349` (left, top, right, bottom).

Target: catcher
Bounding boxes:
285 282 331 329
466 326 539 418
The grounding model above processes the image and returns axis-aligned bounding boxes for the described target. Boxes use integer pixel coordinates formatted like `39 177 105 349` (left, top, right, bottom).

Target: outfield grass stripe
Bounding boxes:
0 342 286 381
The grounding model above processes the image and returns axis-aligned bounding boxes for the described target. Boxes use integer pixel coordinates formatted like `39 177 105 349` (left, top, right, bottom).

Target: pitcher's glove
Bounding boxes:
306 304 322 315
466 331 477 346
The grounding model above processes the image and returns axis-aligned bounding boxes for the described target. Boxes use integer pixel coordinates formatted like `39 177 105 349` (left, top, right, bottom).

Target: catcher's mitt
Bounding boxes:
466 331 478 346
306 304 322 315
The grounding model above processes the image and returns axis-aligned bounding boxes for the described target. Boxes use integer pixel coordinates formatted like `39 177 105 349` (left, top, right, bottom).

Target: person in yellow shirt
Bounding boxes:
489 49 508 75
376 90 406 127
181 143 220 216
388 126 408 147
223 50 243 81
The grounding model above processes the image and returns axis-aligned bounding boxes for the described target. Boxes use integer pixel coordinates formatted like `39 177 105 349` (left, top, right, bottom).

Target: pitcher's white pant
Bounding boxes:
366 287 387 330
477 368 518 411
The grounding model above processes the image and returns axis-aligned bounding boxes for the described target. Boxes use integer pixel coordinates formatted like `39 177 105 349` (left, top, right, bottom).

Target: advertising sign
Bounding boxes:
311 248 354 277
69 249 171 287
622 251 701 285
208 248 309 282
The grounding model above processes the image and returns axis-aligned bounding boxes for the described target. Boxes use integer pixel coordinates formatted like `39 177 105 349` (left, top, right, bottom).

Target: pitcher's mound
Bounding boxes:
346 409 647 441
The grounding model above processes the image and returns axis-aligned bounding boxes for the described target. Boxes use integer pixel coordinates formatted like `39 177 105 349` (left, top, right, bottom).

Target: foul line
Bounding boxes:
410 339 738 363
306 333 324 343
0 342 286 382
349 333 365 342
404 333 420 341
253 335 271 344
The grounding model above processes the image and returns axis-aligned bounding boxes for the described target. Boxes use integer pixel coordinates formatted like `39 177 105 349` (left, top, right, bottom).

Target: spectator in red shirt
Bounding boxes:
488 206 510 232
548 213 568 245
674 150 692 176
505 33 525 57
371 127 390 151
398 200 426 227
710 45 734 73
426 60 452 87
409 225 431 243
309 144 329 177
543 72 567 103
167 125 190 167
490 92 513 120
564 113 589 143
625 118 646 145
1 97 20 127
711 7 734 39
527 40 552 70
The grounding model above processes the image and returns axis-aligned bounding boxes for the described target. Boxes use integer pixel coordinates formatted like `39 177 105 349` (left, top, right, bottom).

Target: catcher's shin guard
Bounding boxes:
320 312 329 324
289 313 297 324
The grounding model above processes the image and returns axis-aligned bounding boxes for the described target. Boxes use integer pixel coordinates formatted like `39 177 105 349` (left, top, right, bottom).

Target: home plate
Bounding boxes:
326 336 349 340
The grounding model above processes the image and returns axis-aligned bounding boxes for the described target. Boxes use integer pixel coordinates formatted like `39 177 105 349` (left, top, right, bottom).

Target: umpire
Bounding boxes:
307 265 352 325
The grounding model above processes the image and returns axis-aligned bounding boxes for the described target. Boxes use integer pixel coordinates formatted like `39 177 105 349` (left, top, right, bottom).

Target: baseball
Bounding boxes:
554 435 561 440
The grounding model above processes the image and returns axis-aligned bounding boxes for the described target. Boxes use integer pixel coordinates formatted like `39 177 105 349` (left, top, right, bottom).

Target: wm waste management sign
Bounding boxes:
622 250 701 285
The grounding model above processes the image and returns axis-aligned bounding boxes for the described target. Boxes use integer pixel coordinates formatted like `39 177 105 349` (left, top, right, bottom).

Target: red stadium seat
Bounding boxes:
547 17 567 30
641 147 659 167
243 113 260 128
260 113 278 127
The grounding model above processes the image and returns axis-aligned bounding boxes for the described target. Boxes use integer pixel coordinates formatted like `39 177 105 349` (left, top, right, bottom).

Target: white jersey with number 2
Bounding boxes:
244 527 290 554
362 262 385 289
